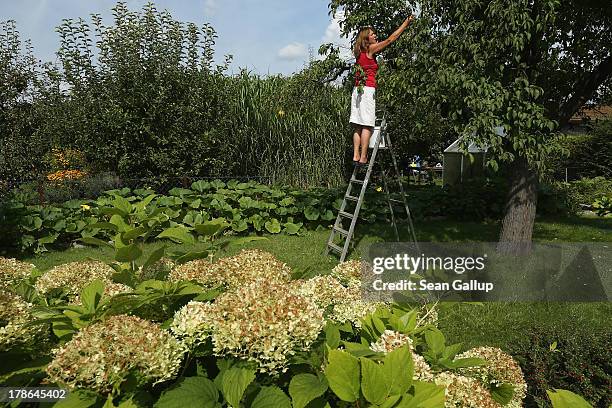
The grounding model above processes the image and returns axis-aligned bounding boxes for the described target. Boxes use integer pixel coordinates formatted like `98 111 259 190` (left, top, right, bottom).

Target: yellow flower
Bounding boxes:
277 110 285 117
81 204 91 211
376 186 383 192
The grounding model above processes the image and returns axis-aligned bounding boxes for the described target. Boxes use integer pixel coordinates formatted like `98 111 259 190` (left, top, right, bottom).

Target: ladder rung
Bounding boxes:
389 199 404 204
333 226 349 236
350 178 364 185
328 243 343 253
345 195 359 202
339 211 354 219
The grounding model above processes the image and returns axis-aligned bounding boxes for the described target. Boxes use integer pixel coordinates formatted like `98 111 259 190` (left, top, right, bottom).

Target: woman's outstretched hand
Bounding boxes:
406 15 415 25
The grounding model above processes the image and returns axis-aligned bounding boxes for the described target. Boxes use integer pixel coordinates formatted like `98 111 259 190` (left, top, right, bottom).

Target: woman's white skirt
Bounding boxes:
349 86 376 127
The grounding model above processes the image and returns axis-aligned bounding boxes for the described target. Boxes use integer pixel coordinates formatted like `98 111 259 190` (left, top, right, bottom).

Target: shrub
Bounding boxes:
505 326 611 407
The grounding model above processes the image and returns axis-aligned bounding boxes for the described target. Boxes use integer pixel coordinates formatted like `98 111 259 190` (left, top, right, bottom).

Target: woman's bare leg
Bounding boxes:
352 125 361 161
359 126 373 163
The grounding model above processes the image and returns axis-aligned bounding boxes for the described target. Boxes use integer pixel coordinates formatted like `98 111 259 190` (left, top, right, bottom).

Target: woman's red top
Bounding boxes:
355 51 378 88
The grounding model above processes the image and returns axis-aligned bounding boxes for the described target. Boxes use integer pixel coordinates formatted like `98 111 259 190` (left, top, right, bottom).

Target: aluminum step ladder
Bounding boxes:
325 118 418 262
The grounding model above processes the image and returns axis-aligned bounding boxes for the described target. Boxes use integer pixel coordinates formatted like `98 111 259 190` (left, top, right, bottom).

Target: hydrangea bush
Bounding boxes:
2 254 528 407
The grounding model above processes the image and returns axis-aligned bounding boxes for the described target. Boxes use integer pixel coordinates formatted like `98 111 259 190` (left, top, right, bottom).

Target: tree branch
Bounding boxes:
558 54 612 127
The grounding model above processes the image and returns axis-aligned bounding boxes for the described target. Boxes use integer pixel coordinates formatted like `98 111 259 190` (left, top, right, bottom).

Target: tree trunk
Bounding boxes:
497 156 538 255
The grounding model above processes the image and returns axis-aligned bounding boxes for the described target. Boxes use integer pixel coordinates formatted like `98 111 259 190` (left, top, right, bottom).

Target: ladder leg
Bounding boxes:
385 131 419 247
381 169 400 241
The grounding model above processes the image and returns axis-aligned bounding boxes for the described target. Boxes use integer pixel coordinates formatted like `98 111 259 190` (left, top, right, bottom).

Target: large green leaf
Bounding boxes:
141 245 167 272
80 237 113 249
157 226 195 245
112 195 133 215
546 389 593 408
289 374 328 408
220 367 256 408
325 349 360 402
251 386 291 408
122 226 149 242
80 279 105 313
115 243 143 263
264 218 281 234
396 381 445 408
154 377 220 408
283 222 302 235
304 206 320 220
360 357 389 405
383 345 413 396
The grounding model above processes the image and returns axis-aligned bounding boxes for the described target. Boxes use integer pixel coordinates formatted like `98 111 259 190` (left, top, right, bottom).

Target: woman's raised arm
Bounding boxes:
368 15 414 55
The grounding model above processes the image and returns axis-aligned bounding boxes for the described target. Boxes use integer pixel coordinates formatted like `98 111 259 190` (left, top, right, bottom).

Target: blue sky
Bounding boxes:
1 0 352 75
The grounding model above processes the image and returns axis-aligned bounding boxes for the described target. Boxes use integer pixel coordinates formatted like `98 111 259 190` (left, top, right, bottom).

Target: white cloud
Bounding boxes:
277 42 308 61
321 11 352 60
204 0 217 16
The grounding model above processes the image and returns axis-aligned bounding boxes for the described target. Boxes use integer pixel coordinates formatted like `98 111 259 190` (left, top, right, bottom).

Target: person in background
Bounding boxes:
350 15 414 166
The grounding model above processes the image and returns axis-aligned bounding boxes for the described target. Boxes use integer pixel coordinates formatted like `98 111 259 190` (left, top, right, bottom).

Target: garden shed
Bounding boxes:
443 137 490 185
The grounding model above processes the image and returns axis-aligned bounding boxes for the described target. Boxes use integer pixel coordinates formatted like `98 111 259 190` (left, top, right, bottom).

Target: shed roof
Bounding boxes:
443 127 504 153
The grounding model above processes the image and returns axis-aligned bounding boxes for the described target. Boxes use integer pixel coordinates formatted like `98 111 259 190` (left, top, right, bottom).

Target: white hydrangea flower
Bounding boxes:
35 261 115 300
328 284 381 328
368 329 433 381
434 372 500 408
0 257 35 290
170 301 215 348
330 260 363 286
169 249 291 290
370 329 414 353
172 280 324 374
46 315 185 394
456 346 527 407
0 292 49 354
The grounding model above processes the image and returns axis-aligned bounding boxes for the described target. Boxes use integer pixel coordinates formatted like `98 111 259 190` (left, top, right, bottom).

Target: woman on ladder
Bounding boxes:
350 15 414 166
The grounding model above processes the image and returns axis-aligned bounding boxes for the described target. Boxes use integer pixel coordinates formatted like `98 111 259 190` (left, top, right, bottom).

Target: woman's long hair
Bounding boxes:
353 27 374 58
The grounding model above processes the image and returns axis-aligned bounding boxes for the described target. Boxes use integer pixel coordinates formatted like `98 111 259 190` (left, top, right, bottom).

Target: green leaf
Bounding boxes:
360 357 388 405
122 226 149 242
424 329 445 356
383 345 413 395
264 218 281 234
251 386 291 408
396 381 445 408
115 244 143 263
112 195 132 215
325 323 341 349
157 226 195 245
221 367 256 408
289 374 328 408
283 222 302 235
546 389 593 408
195 219 228 237
325 349 360 402
80 237 114 249
154 377 220 408
231 219 249 232
80 279 105 313
304 206 320 220
53 389 98 408
38 233 59 244
491 383 515 406
142 245 167 272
